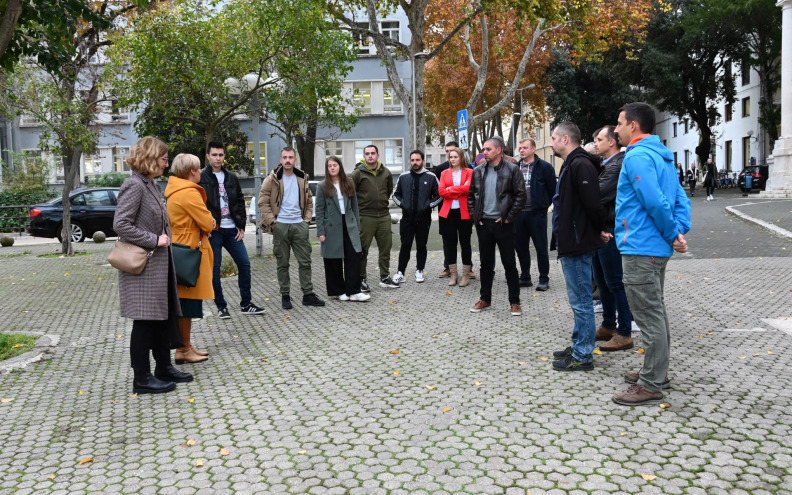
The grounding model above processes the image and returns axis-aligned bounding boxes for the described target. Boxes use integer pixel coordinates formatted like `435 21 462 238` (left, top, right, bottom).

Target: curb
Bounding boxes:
0 333 59 373
724 204 792 241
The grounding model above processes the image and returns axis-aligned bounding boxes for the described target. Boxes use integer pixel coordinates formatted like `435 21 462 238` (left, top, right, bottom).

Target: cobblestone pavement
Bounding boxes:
1 188 791 494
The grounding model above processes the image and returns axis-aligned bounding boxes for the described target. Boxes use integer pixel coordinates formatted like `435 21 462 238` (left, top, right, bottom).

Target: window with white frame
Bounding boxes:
383 139 404 174
381 21 400 44
84 154 103 176
110 100 130 123
352 82 372 114
383 83 402 114
113 146 130 172
323 141 343 161
354 141 372 165
353 21 399 56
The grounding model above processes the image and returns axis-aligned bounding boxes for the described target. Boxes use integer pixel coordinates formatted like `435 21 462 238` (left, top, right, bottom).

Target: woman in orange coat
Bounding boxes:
164 153 215 364
438 147 474 287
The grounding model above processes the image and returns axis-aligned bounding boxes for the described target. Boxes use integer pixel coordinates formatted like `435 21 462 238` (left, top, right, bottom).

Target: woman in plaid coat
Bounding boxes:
113 137 193 394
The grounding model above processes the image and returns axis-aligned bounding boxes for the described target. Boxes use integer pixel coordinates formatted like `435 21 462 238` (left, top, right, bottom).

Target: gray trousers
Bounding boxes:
272 222 313 296
622 254 671 393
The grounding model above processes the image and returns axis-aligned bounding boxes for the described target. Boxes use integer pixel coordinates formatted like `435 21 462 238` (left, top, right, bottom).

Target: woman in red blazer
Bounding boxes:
438 147 474 287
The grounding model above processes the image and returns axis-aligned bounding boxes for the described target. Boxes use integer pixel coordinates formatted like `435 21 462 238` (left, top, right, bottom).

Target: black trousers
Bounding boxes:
398 214 431 273
130 319 171 374
476 219 520 304
514 209 550 283
440 209 473 265
323 217 362 296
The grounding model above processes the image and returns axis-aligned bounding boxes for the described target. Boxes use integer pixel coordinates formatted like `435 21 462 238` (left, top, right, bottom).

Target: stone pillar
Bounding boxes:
762 0 792 197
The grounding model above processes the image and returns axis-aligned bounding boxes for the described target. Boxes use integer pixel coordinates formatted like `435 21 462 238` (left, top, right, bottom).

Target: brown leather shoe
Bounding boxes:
470 300 491 313
595 325 615 341
510 304 522 316
599 334 634 352
468 269 477 279
191 345 209 357
612 383 664 406
624 372 671 389
438 268 451 278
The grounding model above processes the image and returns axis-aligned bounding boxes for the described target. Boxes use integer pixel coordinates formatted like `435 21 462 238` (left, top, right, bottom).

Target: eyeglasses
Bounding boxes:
158 156 169 162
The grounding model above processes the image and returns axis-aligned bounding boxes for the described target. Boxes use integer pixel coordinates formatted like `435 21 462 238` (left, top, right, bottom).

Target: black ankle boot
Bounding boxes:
154 365 193 383
133 372 176 394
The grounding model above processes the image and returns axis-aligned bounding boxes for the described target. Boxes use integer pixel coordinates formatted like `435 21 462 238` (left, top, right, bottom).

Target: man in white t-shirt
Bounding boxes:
258 147 324 309
200 142 265 319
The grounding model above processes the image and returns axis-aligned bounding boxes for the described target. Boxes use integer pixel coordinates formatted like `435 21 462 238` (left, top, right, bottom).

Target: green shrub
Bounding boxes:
0 190 58 233
85 173 128 188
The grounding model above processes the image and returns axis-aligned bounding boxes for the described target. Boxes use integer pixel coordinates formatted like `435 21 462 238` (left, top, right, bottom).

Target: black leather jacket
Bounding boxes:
598 151 624 227
199 166 247 230
467 160 526 224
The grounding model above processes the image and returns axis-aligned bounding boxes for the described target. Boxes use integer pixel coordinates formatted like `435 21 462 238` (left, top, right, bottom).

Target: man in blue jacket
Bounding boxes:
612 102 692 406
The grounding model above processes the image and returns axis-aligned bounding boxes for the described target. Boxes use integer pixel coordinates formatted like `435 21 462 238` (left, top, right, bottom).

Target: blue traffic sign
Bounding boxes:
457 110 468 130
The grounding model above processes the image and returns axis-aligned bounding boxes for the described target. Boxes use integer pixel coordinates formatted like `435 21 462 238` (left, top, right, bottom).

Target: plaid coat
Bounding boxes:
113 172 181 320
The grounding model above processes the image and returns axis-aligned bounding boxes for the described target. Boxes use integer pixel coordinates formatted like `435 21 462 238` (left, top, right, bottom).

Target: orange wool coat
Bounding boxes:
164 176 215 301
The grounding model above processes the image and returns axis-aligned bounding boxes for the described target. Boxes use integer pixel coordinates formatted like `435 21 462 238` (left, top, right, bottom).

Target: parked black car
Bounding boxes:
738 166 769 192
26 187 120 242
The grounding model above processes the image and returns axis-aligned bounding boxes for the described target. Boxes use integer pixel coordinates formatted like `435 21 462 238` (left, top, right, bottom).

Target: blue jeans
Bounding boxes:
592 234 633 336
209 227 252 309
560 253 596 363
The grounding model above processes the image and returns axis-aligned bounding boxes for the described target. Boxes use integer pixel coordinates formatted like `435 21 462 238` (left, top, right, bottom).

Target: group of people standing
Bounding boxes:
113 101 691 407
679 157 718 200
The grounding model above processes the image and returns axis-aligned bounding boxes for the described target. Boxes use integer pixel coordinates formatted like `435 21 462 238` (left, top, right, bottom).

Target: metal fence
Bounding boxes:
0 205 31 235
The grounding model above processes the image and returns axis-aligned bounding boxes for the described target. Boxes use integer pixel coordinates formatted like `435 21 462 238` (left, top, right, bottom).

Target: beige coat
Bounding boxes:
258 166 312 233
164 176 215 301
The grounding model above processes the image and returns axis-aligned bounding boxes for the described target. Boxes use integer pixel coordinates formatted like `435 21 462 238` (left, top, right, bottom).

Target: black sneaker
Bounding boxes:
302 293 325 307
282 295 293 310
519 277 533 288
553 346 572 359
379 276 400 288
241 304 266 315
553 355 593 372
360 279 371 293
217 307 231 319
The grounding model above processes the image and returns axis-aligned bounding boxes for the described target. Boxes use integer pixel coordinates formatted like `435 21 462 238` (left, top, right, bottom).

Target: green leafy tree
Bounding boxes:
545 49 644 143
631 0 744 166
107 0 357 178
0 1 144 255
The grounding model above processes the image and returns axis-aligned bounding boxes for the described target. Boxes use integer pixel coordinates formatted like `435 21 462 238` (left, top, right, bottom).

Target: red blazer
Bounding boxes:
438 167 473 219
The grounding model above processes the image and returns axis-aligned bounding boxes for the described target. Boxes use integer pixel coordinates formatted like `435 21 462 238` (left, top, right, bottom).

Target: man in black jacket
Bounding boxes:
200 142 265 319
549 123 607 372
392 150 441 284
592 125 634 352
467 137 526 316
514 138 556 291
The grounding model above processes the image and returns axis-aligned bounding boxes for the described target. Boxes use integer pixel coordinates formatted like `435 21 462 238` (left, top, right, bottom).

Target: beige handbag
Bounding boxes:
107 240 155 275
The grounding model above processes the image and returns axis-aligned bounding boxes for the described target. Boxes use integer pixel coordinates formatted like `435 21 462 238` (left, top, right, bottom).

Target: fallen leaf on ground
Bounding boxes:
195 459 204 467
767 351 774 355
593 349 603 355
391 350 400 355
641 473 657 481
431 335 438 338
474 381 483 386
738 356 747 359
298 450 307 454
1 398 13 403
187 398 195 403
636 348 645 354
261 358 268 362
186 439 196 446
518 361 528 365
47 475 55 480
12 343 23 348
265 298 270 301
116 334 122 338
79 390 85 395
445 291 452 295
78 458 93 465
753 353 761 357
442 408 451 413
706 332 714 335
444 333 450 336
425 385 436 390
698 335 703 339
393 369 400 375
219 448 230 456
110 400 119 404
659 403 671 409
129 393 138 398
620 432 628 436
539 357 548 362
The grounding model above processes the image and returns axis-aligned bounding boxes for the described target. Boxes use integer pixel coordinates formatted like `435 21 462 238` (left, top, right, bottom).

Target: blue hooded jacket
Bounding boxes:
615 135 692 257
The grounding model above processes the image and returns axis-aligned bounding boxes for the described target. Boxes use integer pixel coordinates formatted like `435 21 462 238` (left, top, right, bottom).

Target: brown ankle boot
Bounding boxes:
459 265 472 287
468 268 477 279
438 267 451 278
175 318 207 364
448 264 458 286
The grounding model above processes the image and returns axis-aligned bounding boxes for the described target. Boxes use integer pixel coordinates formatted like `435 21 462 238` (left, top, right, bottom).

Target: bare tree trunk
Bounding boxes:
295 120 317 179
0 0 23 62
60 149 81 255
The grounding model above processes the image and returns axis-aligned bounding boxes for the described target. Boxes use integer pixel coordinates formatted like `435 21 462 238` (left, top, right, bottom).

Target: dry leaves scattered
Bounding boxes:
641 473 657 481
78 458 93 465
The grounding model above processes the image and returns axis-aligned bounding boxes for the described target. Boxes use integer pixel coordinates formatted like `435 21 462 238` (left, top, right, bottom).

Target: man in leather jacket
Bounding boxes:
591 125 634 352
467 136 526 316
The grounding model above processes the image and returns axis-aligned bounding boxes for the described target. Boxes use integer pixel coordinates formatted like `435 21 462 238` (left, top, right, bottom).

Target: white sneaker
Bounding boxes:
338 294 349 301
593 301 603 313
349 293 371 302
392 271 406 284
415 270 425 283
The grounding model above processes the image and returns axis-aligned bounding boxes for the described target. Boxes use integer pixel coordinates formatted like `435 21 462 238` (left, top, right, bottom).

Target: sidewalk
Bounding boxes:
725 196 792 240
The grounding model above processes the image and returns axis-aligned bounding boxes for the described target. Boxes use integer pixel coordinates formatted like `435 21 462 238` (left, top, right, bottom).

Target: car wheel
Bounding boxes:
56 222 86 243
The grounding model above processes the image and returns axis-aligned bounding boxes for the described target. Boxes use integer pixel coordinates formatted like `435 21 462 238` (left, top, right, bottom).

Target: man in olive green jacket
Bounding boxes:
350 144 399 291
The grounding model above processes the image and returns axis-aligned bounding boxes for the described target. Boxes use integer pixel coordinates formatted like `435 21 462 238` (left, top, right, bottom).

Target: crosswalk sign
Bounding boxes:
457 110 468 130
459 131 469 150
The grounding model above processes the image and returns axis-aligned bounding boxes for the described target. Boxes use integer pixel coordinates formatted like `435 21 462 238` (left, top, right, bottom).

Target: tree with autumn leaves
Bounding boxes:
423 0 655 154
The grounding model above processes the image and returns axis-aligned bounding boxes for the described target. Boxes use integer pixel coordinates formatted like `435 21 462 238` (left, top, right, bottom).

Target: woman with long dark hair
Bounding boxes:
315 156 369 301
438 147 474 287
